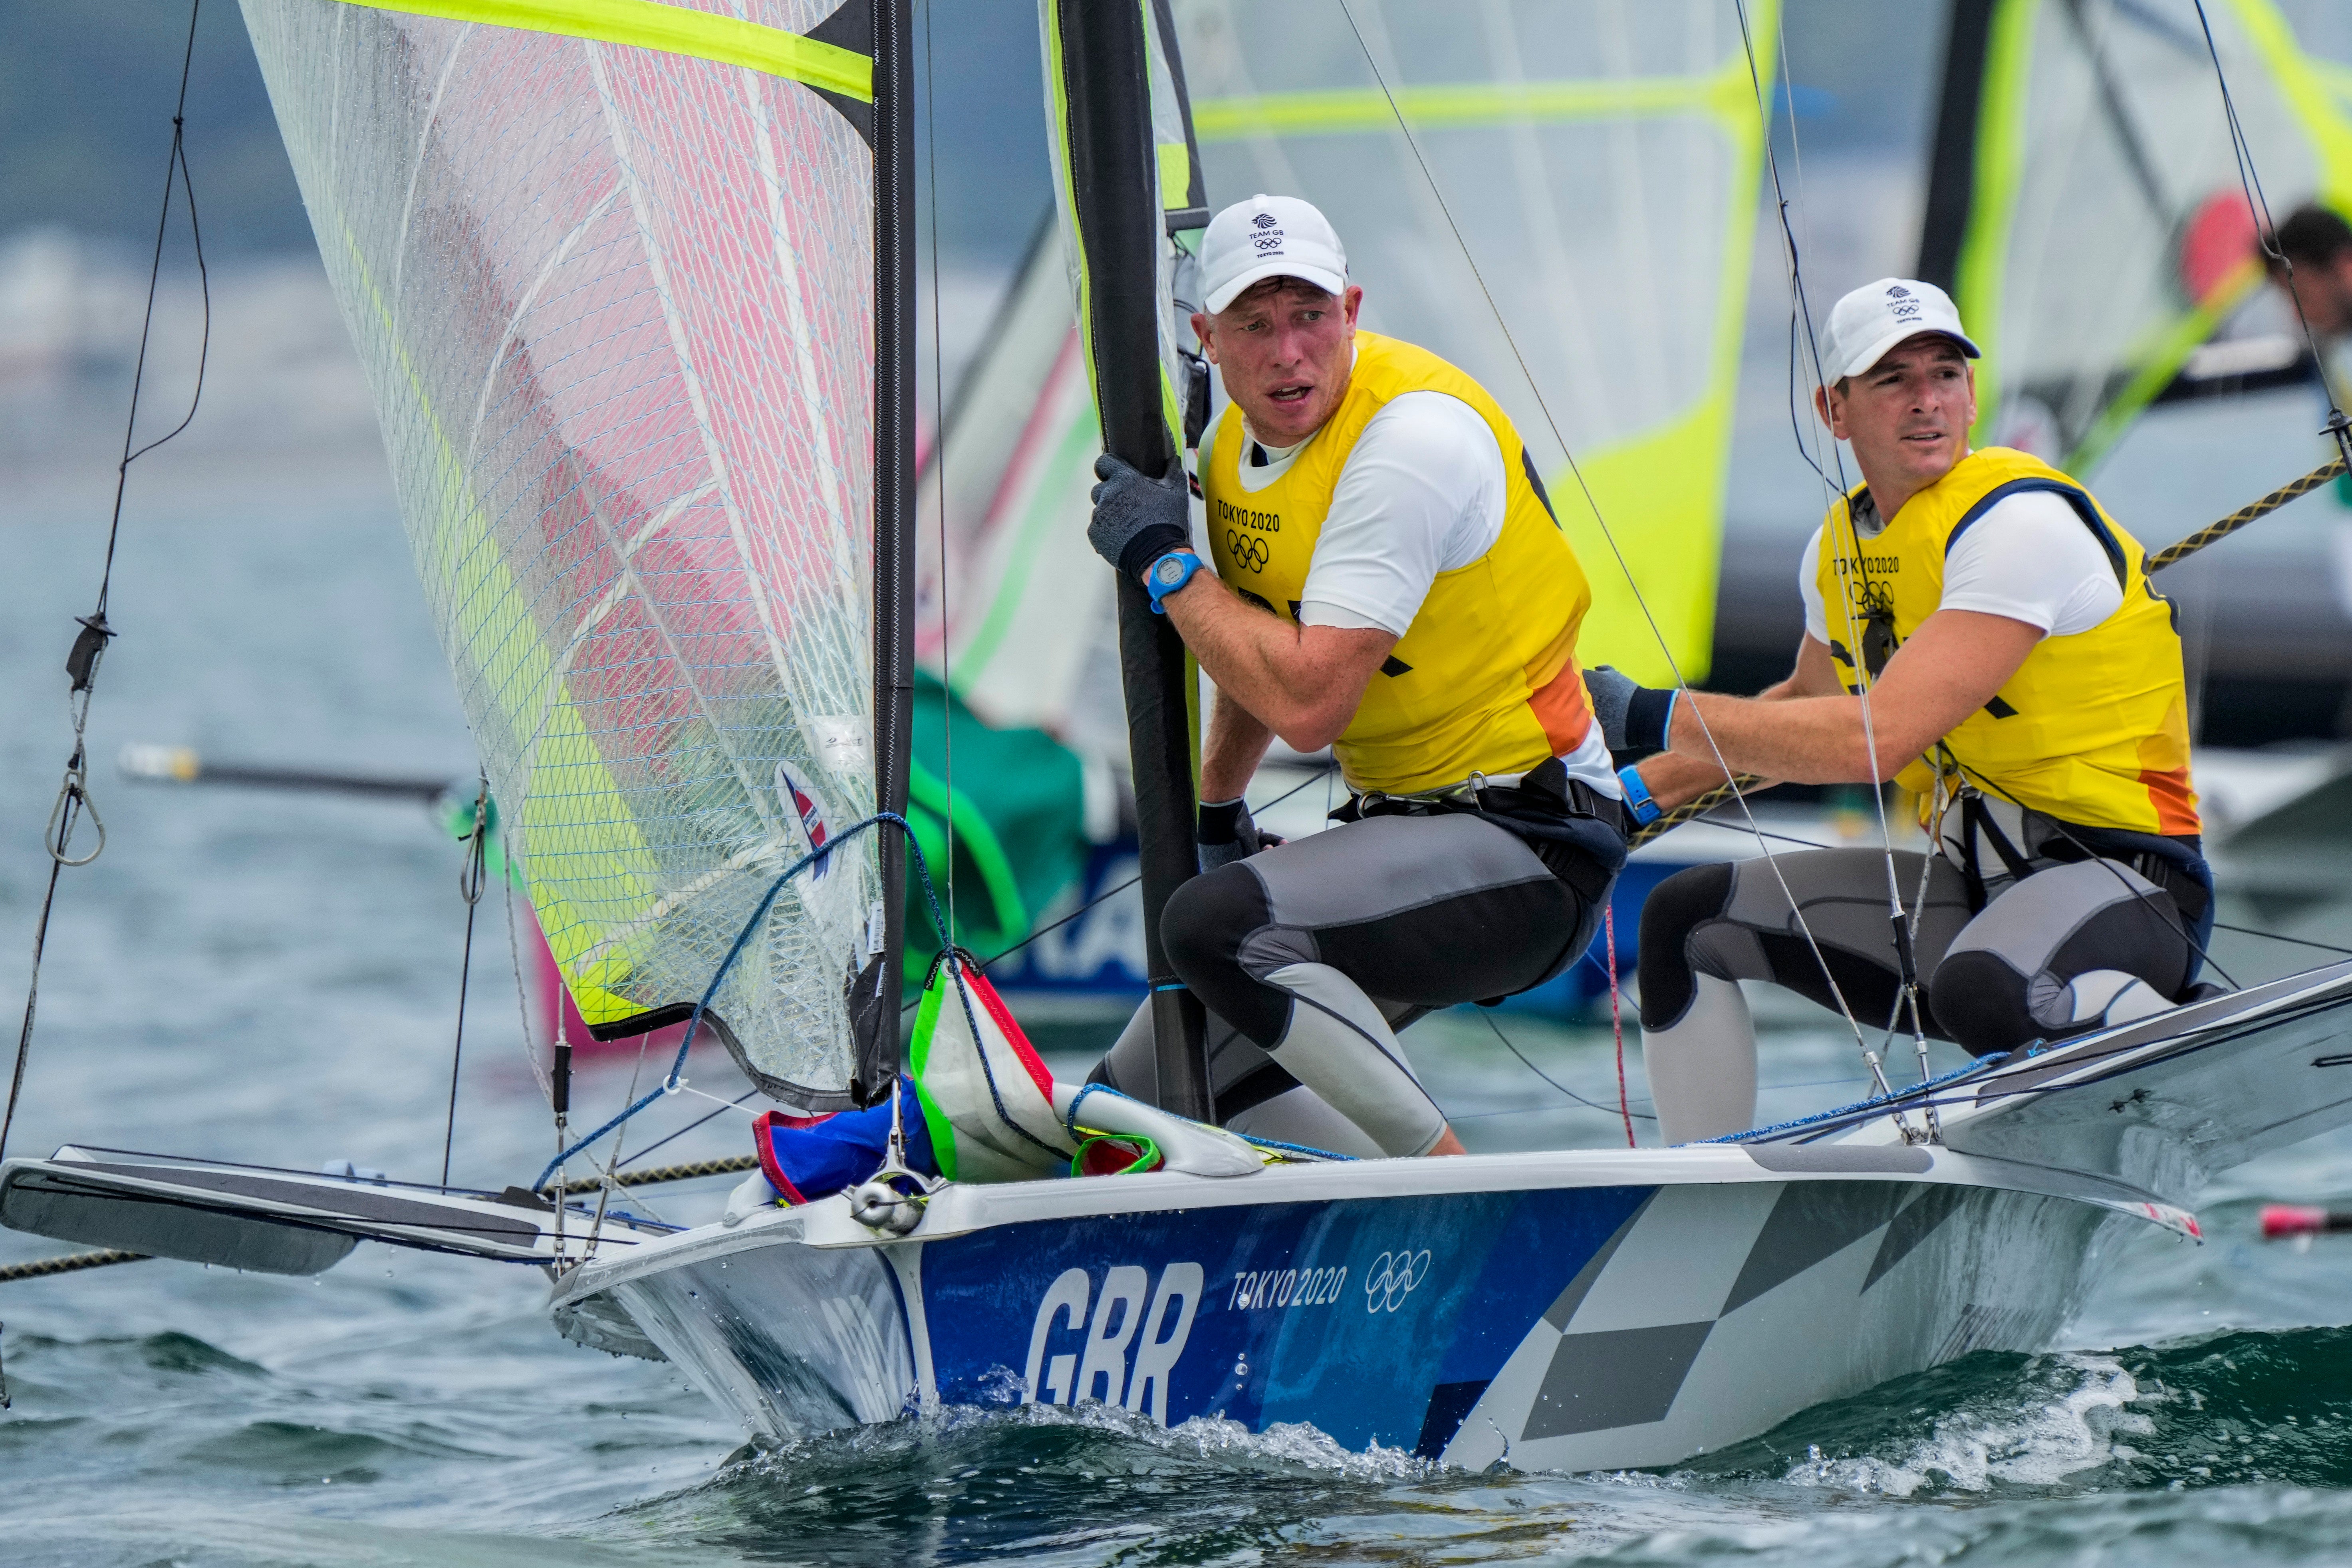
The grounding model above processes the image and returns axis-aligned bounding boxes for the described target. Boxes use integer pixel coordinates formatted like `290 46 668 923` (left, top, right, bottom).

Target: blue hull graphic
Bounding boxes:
920 1186 1652 1453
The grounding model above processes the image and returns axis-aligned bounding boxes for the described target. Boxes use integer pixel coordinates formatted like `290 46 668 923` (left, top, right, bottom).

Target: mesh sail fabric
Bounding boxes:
1955 0 2352 471
241 0 880 1108
910 236 1119 747
1173 0 1772 687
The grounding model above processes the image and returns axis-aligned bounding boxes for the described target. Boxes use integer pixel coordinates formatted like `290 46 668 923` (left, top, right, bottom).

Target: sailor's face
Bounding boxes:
1193 281 1363 446
2282 256 2352 336
1820 335 1976 498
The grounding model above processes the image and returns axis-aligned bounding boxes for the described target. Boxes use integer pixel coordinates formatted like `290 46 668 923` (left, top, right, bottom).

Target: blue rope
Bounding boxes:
1696 1052 2015 1146
535 812 952 1191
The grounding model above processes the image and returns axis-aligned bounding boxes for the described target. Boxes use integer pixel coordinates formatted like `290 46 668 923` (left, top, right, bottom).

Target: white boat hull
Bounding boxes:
550 1146 2167 1468
550 961 2352 1470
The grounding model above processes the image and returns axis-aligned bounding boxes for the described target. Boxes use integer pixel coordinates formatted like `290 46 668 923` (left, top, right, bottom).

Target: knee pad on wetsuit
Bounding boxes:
1161 862 1294 1045
1637 861 1737 1030
1640 973 1759 1145
1927 859 2189 1056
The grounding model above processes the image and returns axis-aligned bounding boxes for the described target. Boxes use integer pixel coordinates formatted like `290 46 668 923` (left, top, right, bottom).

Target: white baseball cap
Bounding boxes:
1817 278 1981 384
1199 195 1348 314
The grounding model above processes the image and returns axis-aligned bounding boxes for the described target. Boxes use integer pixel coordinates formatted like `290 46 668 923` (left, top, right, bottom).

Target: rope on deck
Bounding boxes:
542 1154 757 1199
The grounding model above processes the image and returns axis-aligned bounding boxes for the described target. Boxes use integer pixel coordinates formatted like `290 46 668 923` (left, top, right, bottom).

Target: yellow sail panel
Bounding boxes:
1175 0 1773 687
328 0 873 97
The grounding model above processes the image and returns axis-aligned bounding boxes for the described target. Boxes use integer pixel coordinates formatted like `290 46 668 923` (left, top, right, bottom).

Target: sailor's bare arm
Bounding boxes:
1161 575 1395 754
1634 635 1840 810
1200 689 1278 803
1655 609 2041 788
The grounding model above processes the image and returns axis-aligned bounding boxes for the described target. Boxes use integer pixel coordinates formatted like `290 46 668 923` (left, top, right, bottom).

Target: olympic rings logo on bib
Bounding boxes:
1362 1249 1431 1313
1226 530 1269 572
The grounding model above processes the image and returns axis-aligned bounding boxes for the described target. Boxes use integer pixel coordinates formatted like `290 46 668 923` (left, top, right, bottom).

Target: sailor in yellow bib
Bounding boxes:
1084 195 1628 1159
1592 279 2214 1143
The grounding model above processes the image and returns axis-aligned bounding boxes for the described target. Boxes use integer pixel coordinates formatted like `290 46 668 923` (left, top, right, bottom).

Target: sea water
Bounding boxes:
9 478 2352 1565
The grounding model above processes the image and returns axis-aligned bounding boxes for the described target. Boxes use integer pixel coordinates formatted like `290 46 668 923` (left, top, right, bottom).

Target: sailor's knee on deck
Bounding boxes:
1928 859 2190 1057
1635 861 1739 1032
1161 860 1290 1045
1635 862 1761 1143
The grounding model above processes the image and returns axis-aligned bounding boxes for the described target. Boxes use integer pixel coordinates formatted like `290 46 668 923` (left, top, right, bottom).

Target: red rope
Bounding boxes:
1606 905 1633 1147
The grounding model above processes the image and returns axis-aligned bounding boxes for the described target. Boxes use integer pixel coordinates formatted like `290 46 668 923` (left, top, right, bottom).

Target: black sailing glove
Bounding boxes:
1582 665 1679 753
1088 454 1193 581
1196 797 1283 874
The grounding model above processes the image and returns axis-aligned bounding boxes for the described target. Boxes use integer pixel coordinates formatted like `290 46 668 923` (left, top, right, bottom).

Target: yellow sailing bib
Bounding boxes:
1813 447 2198 835
1203 333 1595 796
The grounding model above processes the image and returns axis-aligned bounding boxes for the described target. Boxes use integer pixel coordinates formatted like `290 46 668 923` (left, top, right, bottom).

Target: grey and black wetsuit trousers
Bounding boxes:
1640 845 2211 1054
1634 843 2210 1143
1090 808 1616 1156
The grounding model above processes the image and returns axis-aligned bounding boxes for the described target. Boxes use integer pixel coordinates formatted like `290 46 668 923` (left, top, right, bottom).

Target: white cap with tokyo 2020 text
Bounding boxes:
1817 278 1982 385
1200 195 1349 314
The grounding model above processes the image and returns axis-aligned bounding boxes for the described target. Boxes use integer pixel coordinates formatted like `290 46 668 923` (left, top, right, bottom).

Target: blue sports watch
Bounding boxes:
1144 549 1207 614
1617 764 1662 826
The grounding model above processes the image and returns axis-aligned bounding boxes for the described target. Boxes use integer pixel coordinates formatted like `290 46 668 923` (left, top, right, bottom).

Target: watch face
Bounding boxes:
1155 556 1185 585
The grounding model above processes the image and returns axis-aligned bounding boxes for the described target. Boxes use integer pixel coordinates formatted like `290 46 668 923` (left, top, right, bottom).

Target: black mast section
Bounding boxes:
859 0 916 1106
1917 0 2000 290
1050 0 1211 1120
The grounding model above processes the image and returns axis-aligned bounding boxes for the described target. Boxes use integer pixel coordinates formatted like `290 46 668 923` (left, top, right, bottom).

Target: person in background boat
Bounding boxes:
1083 195 1627 1160
2265 204 2352 339
1594 279 2214 1145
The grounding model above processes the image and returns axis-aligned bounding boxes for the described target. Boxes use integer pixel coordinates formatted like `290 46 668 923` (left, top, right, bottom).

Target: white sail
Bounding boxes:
240 0 887 1105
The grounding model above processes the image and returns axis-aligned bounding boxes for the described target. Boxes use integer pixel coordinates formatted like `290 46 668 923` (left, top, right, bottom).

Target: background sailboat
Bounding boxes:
1174 0 1775 687
1920 0 2352 473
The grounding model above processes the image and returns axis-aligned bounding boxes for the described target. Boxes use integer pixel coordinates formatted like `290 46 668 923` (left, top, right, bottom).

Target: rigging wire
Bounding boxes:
2190 0 2352 462
2 0 210 1167
894 760 1338 1013
1735 0 1935 1126
1479 1008 1657 1124
1331 0 1913 1125
1603 906 1634 1143
2212 923 2352 958
440 777 490 1191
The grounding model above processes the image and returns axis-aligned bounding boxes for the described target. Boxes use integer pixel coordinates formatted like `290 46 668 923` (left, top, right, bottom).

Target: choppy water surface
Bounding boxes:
9 483 2352 1565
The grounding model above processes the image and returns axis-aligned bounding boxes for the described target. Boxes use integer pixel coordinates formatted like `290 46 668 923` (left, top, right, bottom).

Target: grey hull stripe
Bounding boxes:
1523 1320 1715 1439
1746 1145 1933 1175
1719 1180 1909 1316
1864 1185 1973 1292
1543 1189 1658 1330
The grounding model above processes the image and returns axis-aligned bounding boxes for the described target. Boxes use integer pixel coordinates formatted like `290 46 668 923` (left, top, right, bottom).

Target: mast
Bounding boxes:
860 0 917 1106
1916 0 1999 292
1042 0 1211 1120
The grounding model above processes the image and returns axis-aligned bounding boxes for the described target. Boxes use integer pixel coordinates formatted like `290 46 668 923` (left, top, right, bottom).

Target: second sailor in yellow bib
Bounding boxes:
1595 278 2214 1144
1084 195 1628 1159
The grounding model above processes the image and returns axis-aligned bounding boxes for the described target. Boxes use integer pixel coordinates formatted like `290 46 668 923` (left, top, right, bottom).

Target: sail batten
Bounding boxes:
244 0 905 1108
